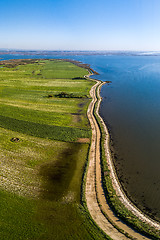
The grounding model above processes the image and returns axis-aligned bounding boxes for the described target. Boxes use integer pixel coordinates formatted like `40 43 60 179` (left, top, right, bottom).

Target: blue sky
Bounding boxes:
0 0 160 51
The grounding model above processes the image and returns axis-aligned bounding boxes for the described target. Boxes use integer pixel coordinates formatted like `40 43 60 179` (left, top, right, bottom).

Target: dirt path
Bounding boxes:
96 83 160 231
85 79 152 240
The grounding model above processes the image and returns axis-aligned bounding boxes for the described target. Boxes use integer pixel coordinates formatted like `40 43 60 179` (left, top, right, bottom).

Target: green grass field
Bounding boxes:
0 59 108 240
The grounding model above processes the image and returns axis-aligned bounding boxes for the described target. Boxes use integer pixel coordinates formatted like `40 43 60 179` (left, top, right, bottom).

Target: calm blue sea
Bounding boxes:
1 53 160 221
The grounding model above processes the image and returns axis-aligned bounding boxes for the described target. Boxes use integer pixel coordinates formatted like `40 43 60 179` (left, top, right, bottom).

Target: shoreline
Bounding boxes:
110 142 160 224
85 75 150 239
85 70 160 239
95 83 160 230
85 63 160 226
85 79 130 239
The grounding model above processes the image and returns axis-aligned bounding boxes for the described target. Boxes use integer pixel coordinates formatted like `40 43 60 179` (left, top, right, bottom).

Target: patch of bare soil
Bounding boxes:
77 138 90 143
0 59 39 68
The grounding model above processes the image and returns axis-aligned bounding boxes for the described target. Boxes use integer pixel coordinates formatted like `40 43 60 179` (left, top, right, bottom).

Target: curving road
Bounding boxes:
85 78 153 240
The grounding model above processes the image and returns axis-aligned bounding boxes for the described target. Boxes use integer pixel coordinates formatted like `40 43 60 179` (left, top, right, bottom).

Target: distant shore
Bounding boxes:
1 50 160 57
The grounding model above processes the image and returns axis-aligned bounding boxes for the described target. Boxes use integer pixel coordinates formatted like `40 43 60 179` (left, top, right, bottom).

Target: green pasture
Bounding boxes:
0 60 92 131
0 59 108 240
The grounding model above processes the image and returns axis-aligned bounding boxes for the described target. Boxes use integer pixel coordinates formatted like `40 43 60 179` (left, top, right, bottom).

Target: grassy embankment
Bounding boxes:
94 84 160 239
0 59 108 240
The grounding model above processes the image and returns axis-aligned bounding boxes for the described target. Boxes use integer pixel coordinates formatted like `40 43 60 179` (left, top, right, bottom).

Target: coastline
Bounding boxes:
102 120 160 224
85 78 130 239
95 83 160 230
85 70 160 239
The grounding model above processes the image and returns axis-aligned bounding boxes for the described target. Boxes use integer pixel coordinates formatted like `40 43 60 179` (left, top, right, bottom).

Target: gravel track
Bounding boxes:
85 77 153 240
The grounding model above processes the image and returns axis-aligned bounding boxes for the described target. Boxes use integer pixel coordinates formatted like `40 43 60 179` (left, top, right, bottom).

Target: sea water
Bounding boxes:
1 53 160 221
95 55 160 221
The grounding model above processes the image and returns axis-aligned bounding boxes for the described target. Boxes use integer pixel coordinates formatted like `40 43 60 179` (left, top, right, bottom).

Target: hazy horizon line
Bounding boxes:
1 49 160 53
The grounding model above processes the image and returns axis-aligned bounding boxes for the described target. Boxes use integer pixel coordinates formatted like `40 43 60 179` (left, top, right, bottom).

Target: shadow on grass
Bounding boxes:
39 143 80 201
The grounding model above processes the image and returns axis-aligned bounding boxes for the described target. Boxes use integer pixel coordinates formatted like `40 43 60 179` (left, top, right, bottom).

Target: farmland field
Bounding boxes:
0 59 107 240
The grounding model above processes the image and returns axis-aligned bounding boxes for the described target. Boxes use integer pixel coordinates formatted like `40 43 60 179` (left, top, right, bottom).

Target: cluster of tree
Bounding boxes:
72 77 85 80
53 92 88 99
